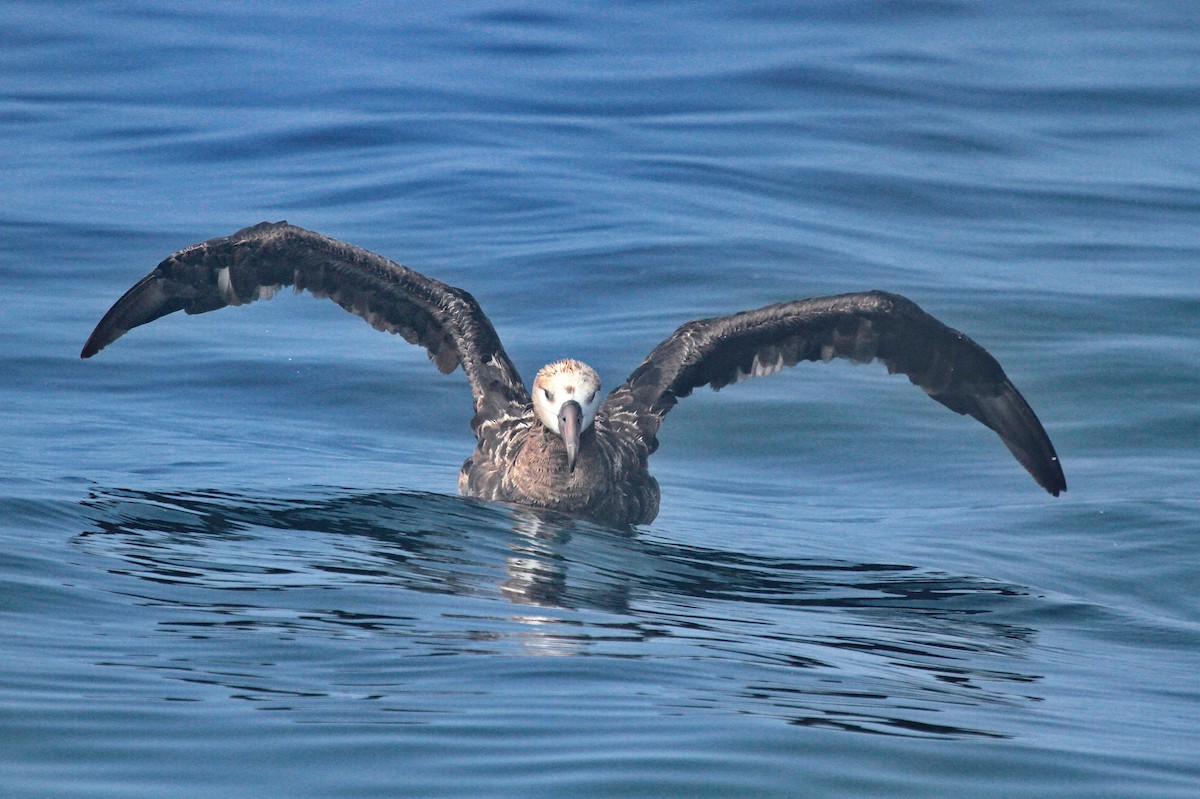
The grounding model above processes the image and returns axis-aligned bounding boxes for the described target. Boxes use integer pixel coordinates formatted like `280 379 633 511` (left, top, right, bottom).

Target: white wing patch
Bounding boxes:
216 267 240 305
736 351 786 382
218 267 278 304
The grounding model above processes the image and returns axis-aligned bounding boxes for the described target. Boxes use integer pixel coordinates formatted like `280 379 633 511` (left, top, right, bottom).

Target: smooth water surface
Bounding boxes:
3 2 1199 797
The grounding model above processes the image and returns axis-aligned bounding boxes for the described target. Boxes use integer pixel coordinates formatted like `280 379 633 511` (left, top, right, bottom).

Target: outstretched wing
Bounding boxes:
602 290 1066 495
81 221 529 421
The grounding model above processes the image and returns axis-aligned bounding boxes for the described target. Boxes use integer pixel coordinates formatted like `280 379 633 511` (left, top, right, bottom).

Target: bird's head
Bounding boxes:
532 359 602 472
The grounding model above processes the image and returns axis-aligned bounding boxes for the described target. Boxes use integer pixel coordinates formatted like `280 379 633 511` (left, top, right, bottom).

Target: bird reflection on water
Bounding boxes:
79 486 1043 738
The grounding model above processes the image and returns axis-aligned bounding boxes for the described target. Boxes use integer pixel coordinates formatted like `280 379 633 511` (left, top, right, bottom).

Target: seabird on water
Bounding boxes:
81 221 1066 524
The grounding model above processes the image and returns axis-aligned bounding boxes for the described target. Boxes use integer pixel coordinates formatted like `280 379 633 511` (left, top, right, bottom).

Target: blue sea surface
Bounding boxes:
3 1 1199 797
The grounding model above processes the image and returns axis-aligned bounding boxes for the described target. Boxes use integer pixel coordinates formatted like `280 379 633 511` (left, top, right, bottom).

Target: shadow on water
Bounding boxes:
77 486 1044 739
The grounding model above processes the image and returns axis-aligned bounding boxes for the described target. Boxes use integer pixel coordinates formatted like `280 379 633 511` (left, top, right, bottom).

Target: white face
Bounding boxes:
533 359 602 435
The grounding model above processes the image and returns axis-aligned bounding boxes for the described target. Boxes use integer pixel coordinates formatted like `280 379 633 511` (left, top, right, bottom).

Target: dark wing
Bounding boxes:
81 222 529 421
602 290 1065 495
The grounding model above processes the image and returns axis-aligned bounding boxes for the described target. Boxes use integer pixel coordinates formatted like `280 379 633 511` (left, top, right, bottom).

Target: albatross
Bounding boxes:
81 221 1066 524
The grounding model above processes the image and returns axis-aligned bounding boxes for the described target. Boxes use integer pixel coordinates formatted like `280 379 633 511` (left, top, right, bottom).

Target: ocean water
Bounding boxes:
3 1 1199 796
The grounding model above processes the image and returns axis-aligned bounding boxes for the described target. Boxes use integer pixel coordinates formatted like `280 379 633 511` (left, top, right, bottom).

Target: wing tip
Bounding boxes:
1014 430 1067 498
81 305 134 359
79 334 107 359
80 270 184 359
1040 457 1067 497
958 382 1067 499
80 321 129 358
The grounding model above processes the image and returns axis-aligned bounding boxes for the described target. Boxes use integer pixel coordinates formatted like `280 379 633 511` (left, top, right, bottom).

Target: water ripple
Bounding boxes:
76 486 1048 739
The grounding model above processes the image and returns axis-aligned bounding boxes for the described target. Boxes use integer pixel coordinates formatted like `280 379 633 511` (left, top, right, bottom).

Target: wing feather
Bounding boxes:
81 222 529 420
603 290 1066 496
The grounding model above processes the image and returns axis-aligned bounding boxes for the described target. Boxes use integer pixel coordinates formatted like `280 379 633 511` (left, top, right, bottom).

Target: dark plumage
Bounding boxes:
82 221 1066 524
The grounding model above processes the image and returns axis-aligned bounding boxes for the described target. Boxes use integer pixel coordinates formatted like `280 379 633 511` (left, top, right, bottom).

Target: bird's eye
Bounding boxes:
543 388 553 401
586 391 597 404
